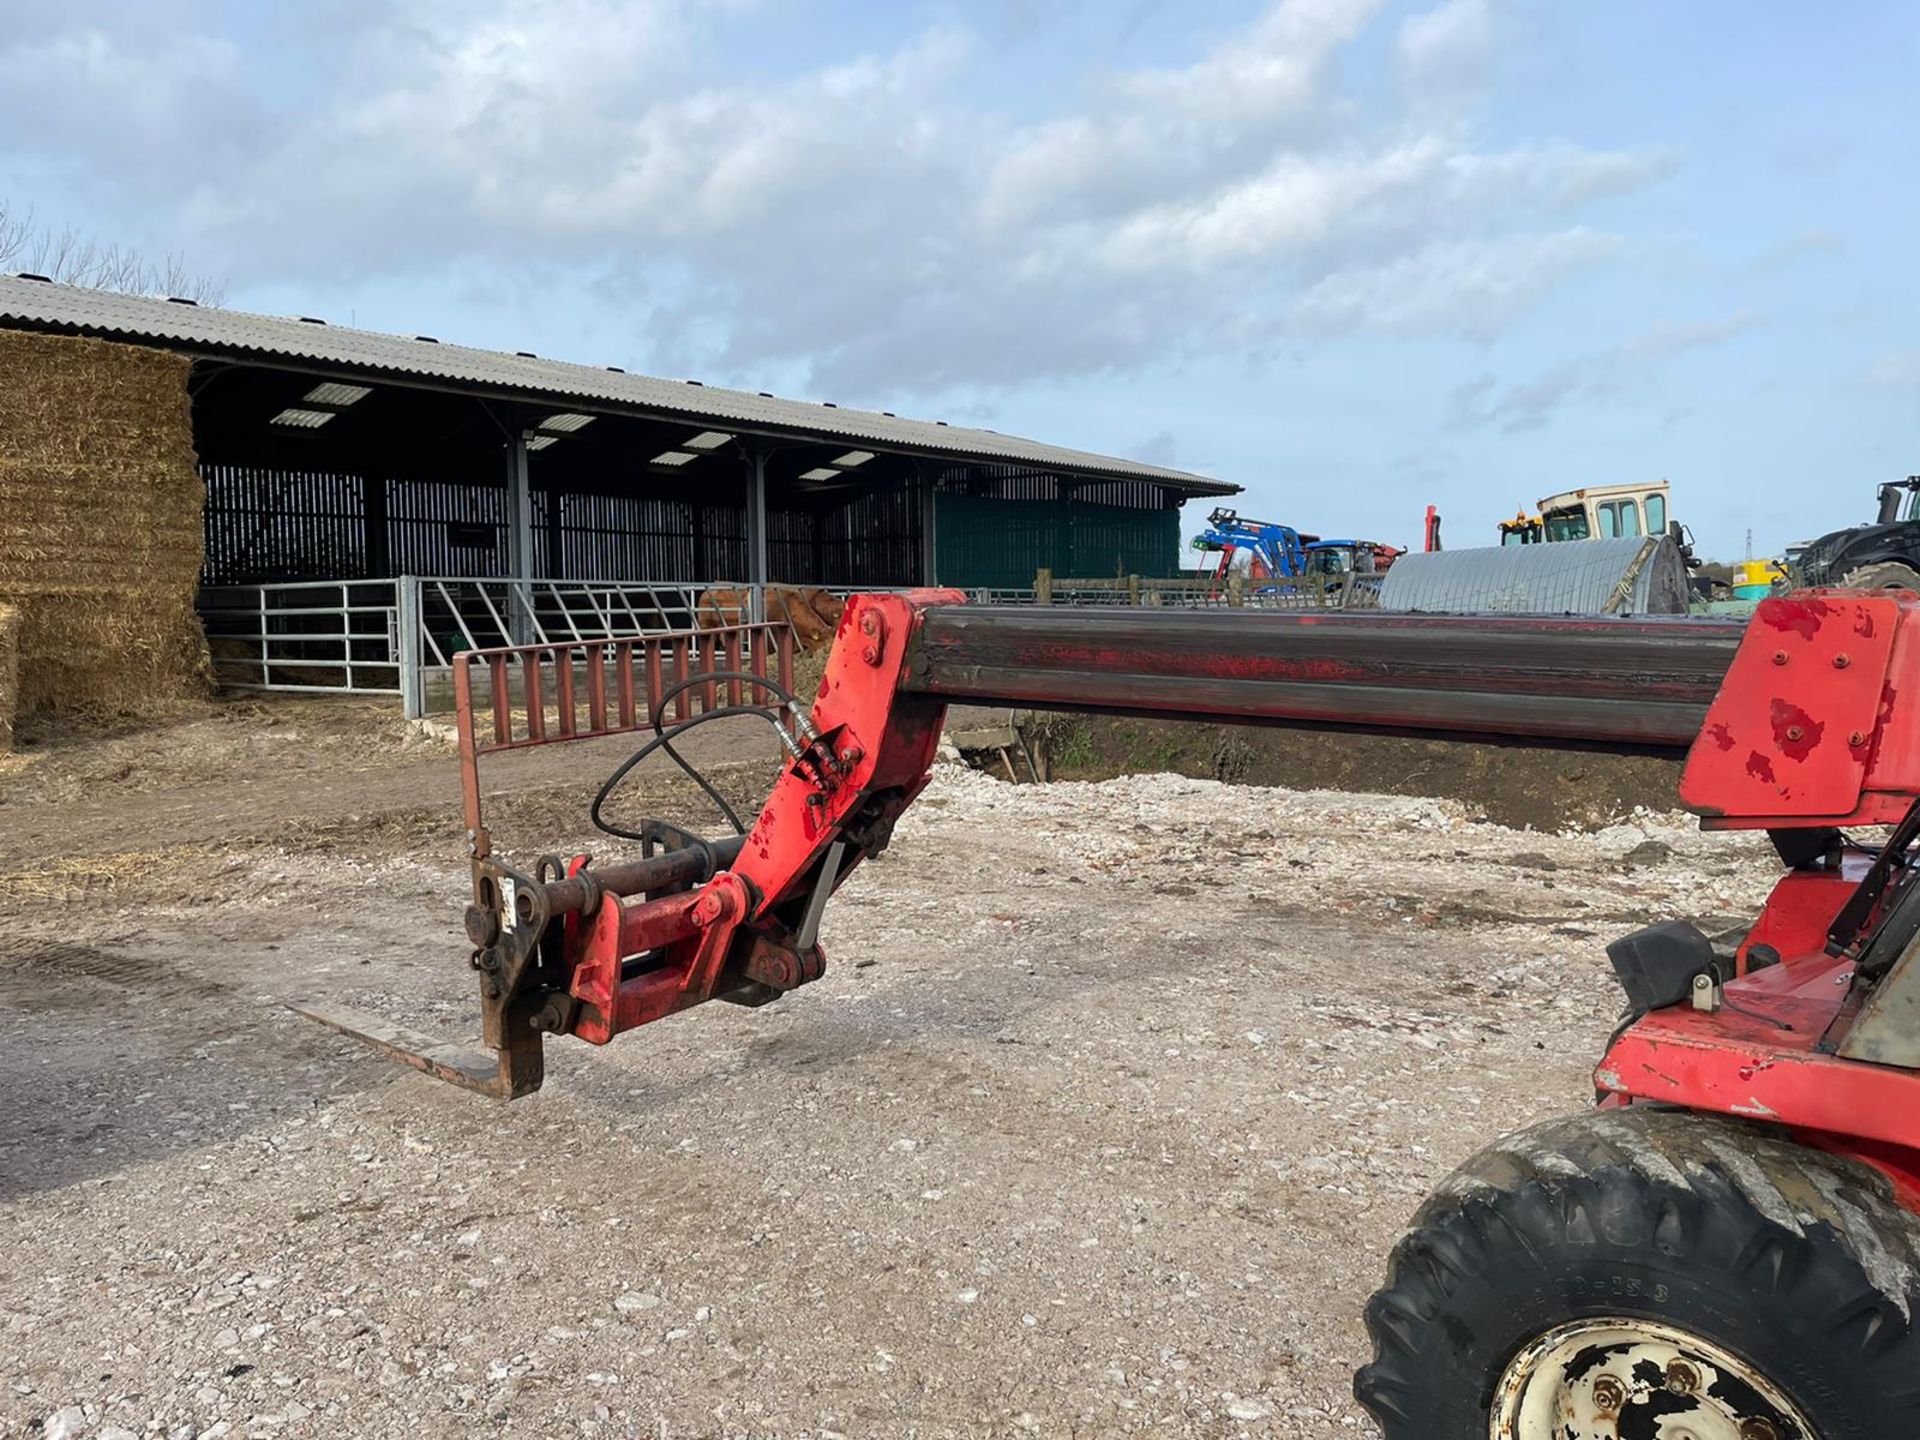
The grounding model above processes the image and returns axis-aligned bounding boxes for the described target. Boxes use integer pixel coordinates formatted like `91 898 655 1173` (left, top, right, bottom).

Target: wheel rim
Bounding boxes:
1491 1317 1817 1440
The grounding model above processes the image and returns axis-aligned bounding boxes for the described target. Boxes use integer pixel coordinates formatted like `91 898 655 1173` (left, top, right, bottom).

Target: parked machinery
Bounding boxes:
309 590 1920 1436
1192 506 1402 590
1497 480 1675 547
1792 473 1920 592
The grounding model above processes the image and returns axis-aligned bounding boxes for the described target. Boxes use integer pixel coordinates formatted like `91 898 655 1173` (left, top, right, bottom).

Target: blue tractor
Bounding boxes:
1193 508 1402 593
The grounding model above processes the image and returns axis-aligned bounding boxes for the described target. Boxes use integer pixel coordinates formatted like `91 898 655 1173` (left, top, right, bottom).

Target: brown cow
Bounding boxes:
695 585 847 653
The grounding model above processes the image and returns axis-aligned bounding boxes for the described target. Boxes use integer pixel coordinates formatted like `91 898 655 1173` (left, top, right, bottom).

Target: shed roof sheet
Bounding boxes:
0 275 1235 495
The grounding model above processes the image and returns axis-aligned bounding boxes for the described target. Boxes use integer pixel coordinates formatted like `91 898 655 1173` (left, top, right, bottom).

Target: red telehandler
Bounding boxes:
306 590 1920 1439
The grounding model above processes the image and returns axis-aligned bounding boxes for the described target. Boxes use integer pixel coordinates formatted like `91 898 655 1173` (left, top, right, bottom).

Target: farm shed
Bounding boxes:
0 275 1234 717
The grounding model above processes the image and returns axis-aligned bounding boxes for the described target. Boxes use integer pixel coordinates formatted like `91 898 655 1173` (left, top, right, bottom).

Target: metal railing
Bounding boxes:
452 622 795 847
201 579 405 697
408 578 757 716
200 572 1363 716
201 576 762 715
1034 571 1382 610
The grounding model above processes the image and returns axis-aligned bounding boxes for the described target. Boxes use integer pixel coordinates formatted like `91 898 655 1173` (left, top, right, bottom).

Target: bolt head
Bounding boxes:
1785 725 1804 742
1740 1420 1779 1440
1834 653 1852 669
1773 650 1790 665
1850 729 1868 747
1590 1374 1626 1413
1664 1358 1699 1394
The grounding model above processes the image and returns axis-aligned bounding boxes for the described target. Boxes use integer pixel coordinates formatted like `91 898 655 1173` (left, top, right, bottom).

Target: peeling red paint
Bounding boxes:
1761 595 1830 640
1855 608 1878 639
1770 697 1825 761
1746 750 1776 783
1709 720 1735 752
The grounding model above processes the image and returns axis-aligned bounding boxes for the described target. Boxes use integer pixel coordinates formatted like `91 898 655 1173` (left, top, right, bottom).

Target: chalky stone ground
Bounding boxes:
0 698 1771 1438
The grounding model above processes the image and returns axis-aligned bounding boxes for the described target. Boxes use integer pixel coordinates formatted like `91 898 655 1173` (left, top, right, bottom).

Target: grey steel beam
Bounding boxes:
901 605 1745 752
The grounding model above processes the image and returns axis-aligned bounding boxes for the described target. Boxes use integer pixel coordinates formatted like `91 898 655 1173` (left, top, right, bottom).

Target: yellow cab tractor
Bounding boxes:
1497 480 1674 546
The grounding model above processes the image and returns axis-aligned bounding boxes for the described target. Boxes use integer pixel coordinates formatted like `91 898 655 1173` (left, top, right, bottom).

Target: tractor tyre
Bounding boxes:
1354 1105 1920 1439
1837 560 1920 592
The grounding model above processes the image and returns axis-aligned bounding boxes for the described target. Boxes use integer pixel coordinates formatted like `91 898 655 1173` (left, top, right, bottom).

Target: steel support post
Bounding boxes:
506 431 535 644
917 463 939 586
746 446 770 623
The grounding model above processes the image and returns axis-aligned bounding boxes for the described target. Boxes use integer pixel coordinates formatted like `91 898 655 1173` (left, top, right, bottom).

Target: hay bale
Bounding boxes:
0 330 211 721
0 603 18 753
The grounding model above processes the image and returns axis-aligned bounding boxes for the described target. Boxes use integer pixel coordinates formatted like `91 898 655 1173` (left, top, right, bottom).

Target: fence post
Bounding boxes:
1227 570 1247 608
397 575 425 718
256 585 269 687
1035 568 1053 605
1127 574 1141 605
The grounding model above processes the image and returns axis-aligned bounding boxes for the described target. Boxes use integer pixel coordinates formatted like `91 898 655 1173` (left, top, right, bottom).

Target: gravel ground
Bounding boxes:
0 715 1778 1439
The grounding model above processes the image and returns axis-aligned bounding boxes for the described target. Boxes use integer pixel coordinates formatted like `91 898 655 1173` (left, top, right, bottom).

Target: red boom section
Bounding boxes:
1680 589 1920 827
551 590 962 1046
440 587 1920 1124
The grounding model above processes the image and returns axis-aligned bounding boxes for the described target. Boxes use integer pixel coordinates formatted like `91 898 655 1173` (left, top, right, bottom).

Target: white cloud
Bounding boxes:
1452 310 1766 430
1397 0 1495 107
1293 229 1622 339
0 0 1673 394
1115 0 1385 126
1868 350 1920 388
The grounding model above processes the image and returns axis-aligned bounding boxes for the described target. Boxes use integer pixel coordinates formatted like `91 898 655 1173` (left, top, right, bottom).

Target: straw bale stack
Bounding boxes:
0 329 211 720
0 602 17 751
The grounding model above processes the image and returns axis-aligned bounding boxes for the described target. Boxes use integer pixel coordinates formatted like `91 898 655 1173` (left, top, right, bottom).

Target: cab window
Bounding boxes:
1645 493 1666 535
1596 501 1642 538
1306 548 1348 576
1543 510 1589 542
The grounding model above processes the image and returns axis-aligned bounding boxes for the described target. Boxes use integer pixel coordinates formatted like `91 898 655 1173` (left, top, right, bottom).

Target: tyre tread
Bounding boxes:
1356 1106 1920 1438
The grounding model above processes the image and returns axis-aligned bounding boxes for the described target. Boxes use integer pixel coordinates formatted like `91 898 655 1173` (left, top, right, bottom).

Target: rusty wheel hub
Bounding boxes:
1492 1317 1814 1440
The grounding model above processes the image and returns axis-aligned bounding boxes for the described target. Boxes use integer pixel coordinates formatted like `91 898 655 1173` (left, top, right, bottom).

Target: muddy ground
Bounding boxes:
1027 715 1686 832
0 697 1776 1439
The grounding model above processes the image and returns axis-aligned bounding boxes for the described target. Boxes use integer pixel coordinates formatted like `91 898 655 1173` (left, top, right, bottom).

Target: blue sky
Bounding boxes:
1 0 1914 559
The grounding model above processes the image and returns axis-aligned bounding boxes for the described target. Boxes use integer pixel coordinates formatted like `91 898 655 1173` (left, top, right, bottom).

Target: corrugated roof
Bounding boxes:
1379 536 1692 615
0 275 1236 496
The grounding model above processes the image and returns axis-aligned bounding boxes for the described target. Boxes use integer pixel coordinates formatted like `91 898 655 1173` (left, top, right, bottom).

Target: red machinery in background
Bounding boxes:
309 589 1920 1438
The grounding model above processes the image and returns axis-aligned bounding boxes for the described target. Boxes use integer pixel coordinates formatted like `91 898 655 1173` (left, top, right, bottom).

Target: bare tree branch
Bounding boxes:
0 199 226 305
